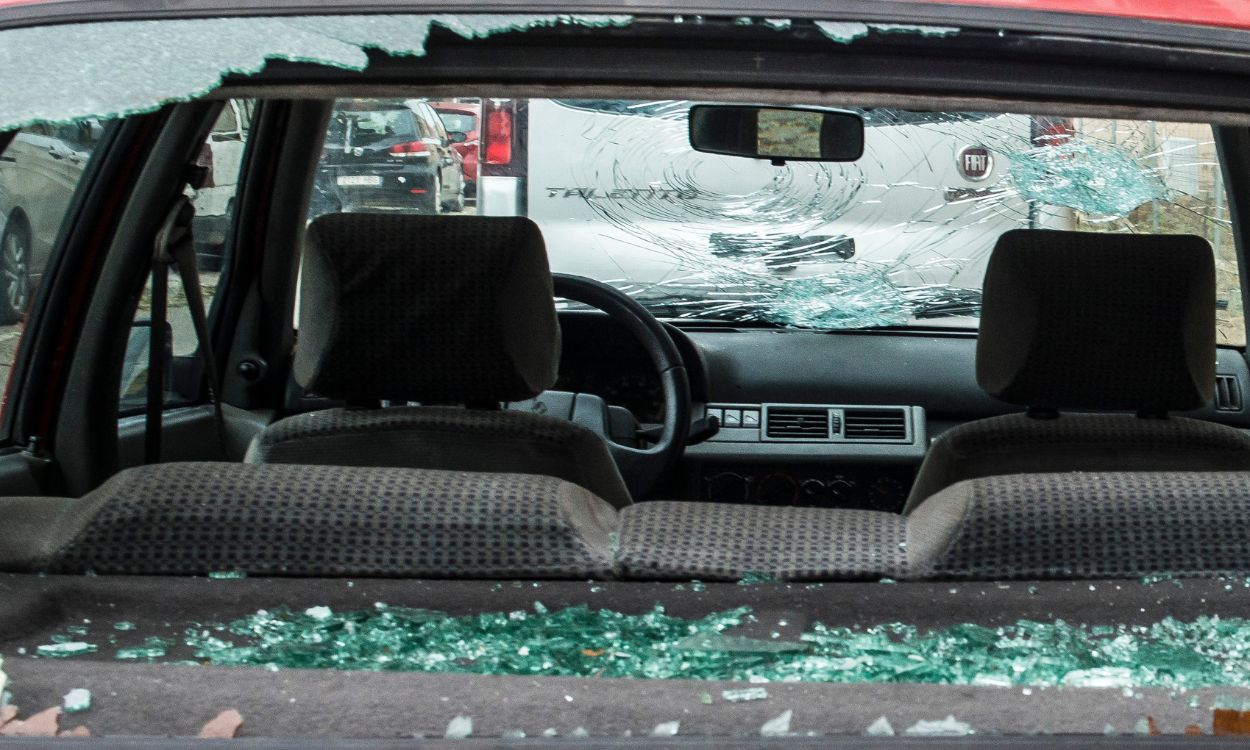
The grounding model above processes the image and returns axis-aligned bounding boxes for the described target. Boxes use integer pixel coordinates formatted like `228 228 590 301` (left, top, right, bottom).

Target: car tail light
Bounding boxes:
389 140 430 157
1032 117 1074 146
484 107 513 165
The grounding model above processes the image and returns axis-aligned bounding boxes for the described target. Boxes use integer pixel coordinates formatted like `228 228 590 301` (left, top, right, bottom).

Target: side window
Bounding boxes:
414 110 435 140
0 118 110 412
424 106 448 140
118 99 255 413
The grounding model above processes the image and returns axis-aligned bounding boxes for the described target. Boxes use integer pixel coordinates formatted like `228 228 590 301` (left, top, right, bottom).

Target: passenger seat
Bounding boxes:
904 229 1250 512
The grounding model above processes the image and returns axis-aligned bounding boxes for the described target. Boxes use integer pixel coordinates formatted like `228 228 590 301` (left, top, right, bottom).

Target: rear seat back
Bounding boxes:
21 463 620 579
8 464 1250 582
617 501 906 581
908 471 1250 579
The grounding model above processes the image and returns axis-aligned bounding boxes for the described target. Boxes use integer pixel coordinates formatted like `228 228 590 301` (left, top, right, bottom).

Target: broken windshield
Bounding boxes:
312 99 1244 345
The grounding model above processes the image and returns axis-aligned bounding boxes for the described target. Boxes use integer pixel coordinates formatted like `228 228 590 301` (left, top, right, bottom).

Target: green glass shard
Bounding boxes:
814 21 958 44
0 14 634 132
36 642 97 658
1009 139 1167 217
62 688 91 713
904 715 974 736
112 621 137 631
674 633 806 654
18 603 1250 691
737 571 782 586
116 637 174 661
207 570 248 579
760 709 792 737
444 715 472 739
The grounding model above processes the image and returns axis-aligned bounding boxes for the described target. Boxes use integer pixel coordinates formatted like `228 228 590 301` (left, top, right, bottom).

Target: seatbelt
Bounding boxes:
145 196 227 463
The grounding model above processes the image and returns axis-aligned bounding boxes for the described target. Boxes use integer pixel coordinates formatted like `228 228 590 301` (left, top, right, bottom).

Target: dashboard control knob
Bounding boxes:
827 478 859 506
867 477 906 512
799 479 829 506
706 472 750 504
756 473 798 506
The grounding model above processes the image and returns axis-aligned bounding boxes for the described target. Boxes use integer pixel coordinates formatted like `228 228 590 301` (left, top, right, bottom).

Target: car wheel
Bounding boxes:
0 220 32 325
445 179 466 213
425 174 442 215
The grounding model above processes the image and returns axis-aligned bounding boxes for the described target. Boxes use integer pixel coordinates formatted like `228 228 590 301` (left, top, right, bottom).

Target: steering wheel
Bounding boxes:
546 273 691 502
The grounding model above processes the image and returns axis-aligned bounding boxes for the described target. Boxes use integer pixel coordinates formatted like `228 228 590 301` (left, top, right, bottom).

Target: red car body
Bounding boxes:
919 0 1250 29
432 101 480 196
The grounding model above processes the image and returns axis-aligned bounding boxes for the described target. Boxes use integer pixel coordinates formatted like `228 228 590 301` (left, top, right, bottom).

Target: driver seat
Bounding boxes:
245 213 634 509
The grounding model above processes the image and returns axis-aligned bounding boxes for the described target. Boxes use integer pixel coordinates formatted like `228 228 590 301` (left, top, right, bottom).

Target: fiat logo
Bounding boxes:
957 146 993 181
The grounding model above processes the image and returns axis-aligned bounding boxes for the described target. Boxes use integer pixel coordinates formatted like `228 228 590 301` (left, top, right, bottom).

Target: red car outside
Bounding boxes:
432 101 480 197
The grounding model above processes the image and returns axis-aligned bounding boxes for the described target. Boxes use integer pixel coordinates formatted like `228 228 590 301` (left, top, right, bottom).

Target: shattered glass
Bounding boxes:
418 100 1240 344
814 21 959 44
61 689 90 714
0 15 1240 342
29 603 1250 690
1009 140 1167 216
0 15 632 131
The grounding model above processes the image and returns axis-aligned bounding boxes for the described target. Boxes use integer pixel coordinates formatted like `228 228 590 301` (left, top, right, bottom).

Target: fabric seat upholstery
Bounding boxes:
246 405 632 509
6 463 619 578
907 471 1250 579
248 213 634 508
616 501 906 581
904 229 1250 512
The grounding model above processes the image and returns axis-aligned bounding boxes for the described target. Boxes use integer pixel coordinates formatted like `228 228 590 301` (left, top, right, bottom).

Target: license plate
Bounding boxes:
337 175 382 187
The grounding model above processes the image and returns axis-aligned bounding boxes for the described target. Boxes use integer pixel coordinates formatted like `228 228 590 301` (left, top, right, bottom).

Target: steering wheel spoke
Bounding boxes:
550 274 692 502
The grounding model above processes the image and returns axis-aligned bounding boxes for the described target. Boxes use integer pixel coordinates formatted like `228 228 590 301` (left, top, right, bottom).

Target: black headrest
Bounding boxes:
295 214 560 403
976 229 1215 412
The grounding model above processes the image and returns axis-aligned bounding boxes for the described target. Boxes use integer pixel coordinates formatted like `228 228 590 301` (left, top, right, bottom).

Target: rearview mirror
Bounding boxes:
688 105 864 163
447 131 469 144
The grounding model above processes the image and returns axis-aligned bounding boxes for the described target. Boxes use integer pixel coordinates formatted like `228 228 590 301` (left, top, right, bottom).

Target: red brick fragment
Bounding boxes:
59 725 91 737
198 709 244 739
0 706 61 737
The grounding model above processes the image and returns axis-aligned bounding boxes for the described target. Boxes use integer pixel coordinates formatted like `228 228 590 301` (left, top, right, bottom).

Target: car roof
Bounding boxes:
4 0 1250 52
915 0 1250 31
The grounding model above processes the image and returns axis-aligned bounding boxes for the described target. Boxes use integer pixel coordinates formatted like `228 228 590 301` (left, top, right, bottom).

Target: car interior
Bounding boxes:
5 6 1250 742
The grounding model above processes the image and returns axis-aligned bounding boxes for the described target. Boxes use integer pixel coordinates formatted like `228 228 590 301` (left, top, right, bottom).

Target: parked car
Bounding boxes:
430 100 481 197
314 99 465 217
0 119 100 323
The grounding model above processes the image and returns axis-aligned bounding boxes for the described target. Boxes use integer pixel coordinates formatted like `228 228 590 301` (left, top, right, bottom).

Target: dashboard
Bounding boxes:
557 311 1250 514
557 312 926 512
702 463 916 511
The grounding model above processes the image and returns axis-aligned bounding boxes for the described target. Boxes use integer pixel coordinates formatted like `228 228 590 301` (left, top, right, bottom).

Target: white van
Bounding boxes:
478 98 1073 327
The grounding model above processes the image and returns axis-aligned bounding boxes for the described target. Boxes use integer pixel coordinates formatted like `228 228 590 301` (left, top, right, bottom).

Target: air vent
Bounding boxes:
765 407 830 439
1216 375 1243 411
843 408 908 441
